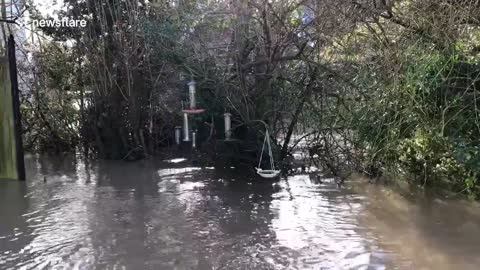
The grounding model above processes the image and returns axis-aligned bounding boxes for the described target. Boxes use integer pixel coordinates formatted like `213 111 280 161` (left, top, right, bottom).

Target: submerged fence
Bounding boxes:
0 35 25 181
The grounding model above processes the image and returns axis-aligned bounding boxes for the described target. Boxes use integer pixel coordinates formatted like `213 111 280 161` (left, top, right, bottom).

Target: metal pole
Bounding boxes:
224 113 232 140
192 131 197 149
175 126 182 145
183 112 190 141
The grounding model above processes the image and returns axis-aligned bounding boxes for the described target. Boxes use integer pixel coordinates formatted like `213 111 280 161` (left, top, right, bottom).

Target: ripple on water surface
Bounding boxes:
2 155 480 269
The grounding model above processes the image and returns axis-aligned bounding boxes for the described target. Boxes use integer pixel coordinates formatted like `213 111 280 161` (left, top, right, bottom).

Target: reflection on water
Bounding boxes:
270 175 385 269
0 154 480 269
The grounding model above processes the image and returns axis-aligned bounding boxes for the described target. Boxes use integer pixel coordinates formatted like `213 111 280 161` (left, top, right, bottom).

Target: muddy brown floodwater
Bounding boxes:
1 154 480 269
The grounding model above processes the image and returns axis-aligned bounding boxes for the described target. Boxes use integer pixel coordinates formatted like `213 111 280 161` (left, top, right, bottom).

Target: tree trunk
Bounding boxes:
280 67 318 160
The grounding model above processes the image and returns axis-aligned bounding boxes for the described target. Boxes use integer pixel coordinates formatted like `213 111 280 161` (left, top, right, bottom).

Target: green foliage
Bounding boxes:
21 43 79 153
348 39 480 197
143 19 186 65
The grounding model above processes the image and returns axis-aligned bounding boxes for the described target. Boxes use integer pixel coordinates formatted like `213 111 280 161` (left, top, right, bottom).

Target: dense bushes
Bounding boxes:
347 41 480 197
19 0 480 197
20 45 80 153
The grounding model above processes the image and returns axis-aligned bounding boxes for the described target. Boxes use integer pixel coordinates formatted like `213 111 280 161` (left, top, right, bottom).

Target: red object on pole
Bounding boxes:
182 109 206 114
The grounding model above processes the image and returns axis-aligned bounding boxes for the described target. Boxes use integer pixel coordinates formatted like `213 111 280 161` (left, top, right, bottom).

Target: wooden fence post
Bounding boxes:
8 34 25 181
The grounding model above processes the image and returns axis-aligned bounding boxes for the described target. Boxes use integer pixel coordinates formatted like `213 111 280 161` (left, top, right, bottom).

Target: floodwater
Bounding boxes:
1 155 480 269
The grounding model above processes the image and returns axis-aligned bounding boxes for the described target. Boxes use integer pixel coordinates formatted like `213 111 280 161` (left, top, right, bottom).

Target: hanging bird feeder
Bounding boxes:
182 80 206 114
224 113 232 140
255 129 281 179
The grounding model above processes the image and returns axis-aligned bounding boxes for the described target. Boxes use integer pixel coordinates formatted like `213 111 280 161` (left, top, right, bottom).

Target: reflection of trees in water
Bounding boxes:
0 181 33 268
361 186 480 269
210 171 276 233
1 155 96 269
37 153 79 179
406 195 480 267
87 159 170 269
2 156 392 269
189 170 282 269
4 159 282 269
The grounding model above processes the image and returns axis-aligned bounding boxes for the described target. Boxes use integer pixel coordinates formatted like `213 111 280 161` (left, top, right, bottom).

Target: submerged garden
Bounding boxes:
7 0 480 198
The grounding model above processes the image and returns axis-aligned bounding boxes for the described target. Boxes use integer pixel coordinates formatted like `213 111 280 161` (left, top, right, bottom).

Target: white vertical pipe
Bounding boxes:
175 126 182 145
224 113 232 140
188 80 196 109
183 113 190 141
192 131 197 148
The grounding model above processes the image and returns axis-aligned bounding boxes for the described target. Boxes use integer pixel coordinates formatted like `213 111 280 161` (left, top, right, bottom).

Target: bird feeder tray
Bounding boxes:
182 109 206 114
255 168 281 178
